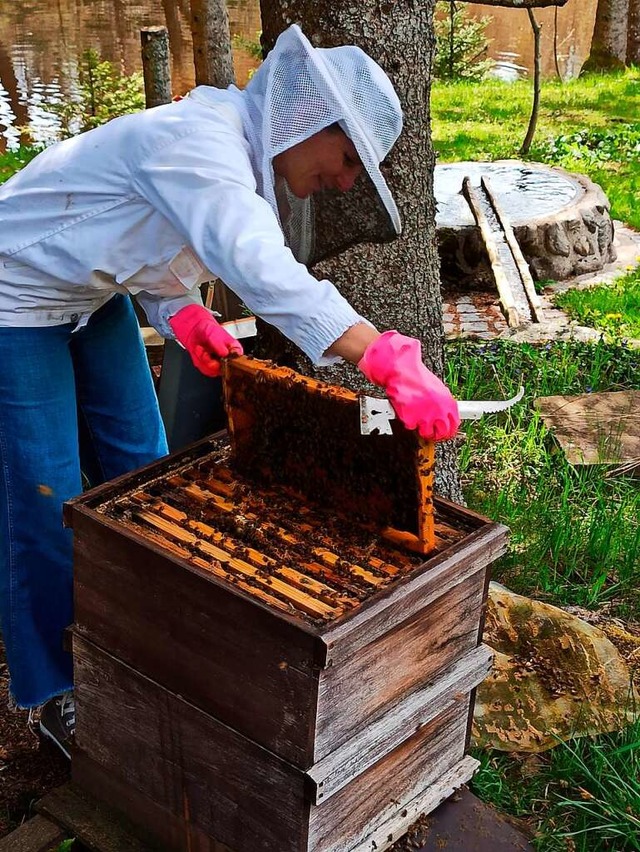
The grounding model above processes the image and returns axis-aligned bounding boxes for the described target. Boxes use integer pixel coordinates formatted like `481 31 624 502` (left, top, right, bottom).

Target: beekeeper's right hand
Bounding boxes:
169 305 243 377
358 330 460 441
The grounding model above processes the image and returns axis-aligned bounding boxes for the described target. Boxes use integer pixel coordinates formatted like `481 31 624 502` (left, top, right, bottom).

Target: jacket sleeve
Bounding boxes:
134 289 205 339
130 124 365 366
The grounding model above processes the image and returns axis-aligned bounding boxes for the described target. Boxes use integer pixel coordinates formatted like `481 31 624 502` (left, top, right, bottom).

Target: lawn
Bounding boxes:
435 70 640 850
554 266 640 342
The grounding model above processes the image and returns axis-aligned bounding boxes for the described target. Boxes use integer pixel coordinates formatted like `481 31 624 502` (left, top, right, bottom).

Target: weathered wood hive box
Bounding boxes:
65 357 508 852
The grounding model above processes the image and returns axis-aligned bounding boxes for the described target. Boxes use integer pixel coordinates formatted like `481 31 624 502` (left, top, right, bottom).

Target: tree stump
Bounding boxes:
436 161 617 287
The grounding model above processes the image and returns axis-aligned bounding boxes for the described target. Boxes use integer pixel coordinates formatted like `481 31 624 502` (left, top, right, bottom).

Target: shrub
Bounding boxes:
534 124 640 167
434 4 493 82
51 49 145 138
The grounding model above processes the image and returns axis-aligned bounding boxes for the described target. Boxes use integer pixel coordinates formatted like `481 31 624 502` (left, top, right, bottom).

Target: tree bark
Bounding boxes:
140 27 172 107
582 0 629 71
259 1 463 502
628 0 640 64
190 0 235 87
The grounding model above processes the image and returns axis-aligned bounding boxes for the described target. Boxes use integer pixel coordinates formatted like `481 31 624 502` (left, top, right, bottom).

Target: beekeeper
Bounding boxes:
0 24 460 756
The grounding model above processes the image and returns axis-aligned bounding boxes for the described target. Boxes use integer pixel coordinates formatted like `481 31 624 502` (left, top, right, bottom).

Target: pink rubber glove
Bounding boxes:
358 330 460 441
169 305 243 378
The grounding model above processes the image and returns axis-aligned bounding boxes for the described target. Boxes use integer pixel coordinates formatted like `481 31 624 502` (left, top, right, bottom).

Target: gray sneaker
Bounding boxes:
39 690 75 759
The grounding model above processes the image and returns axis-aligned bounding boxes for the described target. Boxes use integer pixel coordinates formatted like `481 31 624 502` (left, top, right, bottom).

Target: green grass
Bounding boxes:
0 146 42 185
470 718 640 851
447 337 640 847
432 69 640 229
447 338 640 620
553 267 640 342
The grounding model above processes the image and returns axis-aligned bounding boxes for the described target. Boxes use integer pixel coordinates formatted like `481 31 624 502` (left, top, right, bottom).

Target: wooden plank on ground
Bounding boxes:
482 176 544 323
0 814 67 852
535 390 640 465
462 177 532 328
36 783 154 852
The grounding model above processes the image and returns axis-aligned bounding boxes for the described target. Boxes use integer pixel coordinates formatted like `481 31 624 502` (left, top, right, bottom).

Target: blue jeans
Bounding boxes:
0 294 168 707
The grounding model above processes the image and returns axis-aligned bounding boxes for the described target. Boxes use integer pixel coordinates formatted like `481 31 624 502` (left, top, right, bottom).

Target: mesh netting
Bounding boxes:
242 25 403 263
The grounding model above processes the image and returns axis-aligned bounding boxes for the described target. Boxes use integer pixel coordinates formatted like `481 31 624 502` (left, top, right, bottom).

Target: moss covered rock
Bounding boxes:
472 583 638 752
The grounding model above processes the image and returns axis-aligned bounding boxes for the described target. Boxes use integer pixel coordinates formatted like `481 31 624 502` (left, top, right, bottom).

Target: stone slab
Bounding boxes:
534 390 640 465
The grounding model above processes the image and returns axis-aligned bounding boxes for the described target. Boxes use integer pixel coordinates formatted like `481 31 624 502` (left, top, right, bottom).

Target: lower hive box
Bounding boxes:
65 359 508 852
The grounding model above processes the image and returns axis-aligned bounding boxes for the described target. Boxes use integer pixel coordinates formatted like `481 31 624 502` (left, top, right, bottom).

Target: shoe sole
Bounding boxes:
38 721 72 760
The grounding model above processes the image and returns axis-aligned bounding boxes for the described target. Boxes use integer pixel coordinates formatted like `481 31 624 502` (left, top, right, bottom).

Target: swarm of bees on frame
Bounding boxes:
100 363 472 625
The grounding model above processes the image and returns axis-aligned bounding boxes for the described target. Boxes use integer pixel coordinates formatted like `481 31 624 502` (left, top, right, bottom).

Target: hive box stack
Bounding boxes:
65 357 508 852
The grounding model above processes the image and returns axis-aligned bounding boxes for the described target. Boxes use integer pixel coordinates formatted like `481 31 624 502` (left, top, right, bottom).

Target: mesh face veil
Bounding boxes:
241 25 403 263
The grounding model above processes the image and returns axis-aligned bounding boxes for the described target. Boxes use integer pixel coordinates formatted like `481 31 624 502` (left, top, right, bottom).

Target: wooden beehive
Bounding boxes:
66 357 508 852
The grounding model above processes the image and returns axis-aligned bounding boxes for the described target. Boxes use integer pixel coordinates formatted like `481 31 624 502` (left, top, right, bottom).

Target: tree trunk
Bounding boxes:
190 0 235 87
520 9 542 155
140 27 172 107
628 0 640 64
582 0 629 71
259 1 463 502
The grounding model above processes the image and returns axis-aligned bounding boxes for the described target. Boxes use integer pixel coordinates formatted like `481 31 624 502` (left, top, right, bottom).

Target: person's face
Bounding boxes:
272 125 363 199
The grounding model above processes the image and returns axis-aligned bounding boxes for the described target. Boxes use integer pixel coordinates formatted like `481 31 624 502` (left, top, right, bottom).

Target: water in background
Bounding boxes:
468 2 597 81
0 0 261 150
0 0 596 151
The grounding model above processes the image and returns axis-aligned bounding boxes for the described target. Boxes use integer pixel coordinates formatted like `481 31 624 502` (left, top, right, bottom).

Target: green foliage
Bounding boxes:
471 719 640 850
232 31 263 62
54 840 75 851
0 145 43 184
553 267 640 342
535 124 640 166
431 68 640 230
52 49 145 138
434 5 493 81
446 338 640 619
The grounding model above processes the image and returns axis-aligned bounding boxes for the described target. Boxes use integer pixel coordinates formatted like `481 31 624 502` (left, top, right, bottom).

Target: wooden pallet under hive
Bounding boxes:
65 358 509 852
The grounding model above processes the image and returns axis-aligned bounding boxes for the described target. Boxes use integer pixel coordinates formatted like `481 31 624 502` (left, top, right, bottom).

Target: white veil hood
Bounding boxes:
241 25 403 262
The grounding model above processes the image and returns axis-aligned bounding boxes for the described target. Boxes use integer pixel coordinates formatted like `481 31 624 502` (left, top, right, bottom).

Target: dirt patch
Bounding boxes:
0 639 70 838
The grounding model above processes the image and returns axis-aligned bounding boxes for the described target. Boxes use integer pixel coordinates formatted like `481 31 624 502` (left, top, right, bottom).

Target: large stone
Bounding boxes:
472 583 638 752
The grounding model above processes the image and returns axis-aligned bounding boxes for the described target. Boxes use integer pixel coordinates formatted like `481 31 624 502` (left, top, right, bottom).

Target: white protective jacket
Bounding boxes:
0 88 364 365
